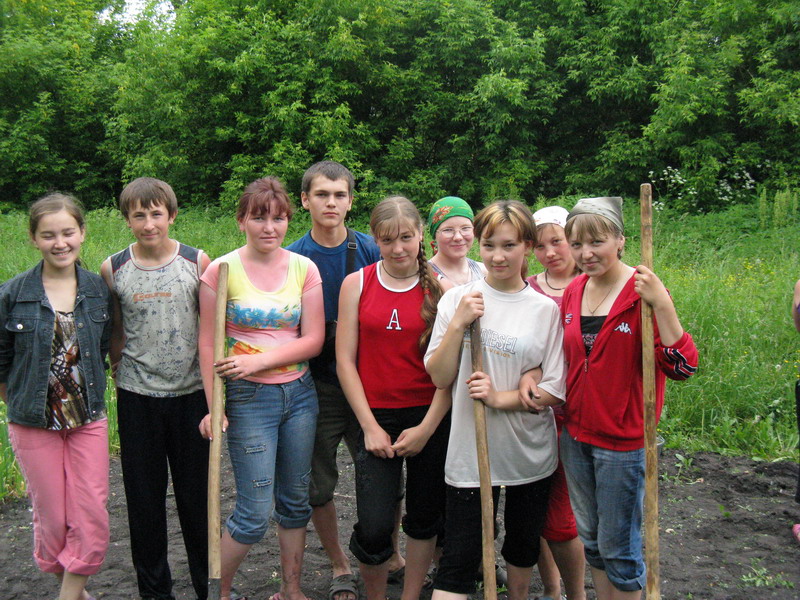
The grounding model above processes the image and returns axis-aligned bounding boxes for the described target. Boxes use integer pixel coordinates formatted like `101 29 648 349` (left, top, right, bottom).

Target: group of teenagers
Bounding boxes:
0 160 699 600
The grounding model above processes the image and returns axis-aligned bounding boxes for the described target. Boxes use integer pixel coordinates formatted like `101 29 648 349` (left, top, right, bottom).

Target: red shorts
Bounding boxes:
542 423 578 542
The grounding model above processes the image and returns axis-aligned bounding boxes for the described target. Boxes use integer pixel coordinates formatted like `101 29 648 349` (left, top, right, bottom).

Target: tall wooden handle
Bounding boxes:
470 320 497 599
208 262 229 600
640 184 660 599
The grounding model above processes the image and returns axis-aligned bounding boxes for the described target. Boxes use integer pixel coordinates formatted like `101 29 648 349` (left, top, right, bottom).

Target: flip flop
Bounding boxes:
793 523 800 544
387 566 405 585
328 573 359 600
423 566 437 590
494 564 508 588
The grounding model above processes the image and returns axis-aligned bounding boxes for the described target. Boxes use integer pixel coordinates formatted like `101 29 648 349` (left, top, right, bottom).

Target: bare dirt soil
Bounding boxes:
1 448 798 599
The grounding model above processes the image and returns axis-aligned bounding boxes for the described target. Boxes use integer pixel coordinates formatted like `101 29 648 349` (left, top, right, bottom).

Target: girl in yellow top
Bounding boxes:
198 177 325 600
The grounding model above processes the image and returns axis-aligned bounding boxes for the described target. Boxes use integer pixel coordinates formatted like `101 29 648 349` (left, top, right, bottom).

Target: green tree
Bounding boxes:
0 0 129 207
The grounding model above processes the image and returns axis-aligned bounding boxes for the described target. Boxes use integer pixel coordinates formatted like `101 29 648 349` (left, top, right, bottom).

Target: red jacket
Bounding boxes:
561 274 698 451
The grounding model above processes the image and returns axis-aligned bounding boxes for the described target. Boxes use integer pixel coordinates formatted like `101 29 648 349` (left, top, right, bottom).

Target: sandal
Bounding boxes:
494 563 508 588
387 566 405 585
423 566 437 590
328 573 359 600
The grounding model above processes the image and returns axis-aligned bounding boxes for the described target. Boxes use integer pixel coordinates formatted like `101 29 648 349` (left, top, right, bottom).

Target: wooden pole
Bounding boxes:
639 184 660 599
207 262 229 600
470 320 497 599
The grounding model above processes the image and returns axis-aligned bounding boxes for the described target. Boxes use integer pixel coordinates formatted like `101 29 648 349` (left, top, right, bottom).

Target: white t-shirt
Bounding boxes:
425 279 566 487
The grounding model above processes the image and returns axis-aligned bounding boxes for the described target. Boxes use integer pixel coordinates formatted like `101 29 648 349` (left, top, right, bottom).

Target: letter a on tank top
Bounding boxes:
386 308 402 330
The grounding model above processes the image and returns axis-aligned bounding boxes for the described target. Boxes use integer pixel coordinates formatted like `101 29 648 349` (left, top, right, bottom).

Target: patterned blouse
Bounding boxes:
45 311 98 429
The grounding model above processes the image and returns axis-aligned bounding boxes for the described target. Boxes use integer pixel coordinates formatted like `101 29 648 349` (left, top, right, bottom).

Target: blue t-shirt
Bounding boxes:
287 228 380 384
287 229 380 322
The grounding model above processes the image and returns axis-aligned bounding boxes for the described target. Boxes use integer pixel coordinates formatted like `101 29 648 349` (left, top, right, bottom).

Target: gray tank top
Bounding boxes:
110 242 204 396
430 258 484 284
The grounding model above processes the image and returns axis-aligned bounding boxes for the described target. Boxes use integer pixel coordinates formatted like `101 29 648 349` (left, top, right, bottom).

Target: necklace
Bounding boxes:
544 270 566 291
381 261 418 280
585 279 617 315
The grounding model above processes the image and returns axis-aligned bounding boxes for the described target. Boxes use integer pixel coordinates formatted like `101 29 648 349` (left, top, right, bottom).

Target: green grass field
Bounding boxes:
0 200 798 502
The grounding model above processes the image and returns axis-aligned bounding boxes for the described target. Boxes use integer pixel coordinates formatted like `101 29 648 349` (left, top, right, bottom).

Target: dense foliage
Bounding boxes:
2 200 798 500
0 0 798 213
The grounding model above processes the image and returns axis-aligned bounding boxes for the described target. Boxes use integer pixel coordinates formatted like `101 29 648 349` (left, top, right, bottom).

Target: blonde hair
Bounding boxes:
370 196 443 351
564 213 625 258
473 200 536 278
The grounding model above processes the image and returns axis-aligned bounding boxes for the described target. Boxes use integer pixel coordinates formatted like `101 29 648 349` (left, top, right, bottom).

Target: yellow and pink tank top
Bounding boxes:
202 249 321 384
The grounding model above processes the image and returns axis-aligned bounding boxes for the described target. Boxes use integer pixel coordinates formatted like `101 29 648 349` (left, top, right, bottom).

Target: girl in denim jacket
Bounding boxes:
0 193 112 600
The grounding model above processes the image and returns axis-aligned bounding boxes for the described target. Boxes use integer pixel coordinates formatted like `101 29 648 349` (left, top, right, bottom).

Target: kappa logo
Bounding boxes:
564 313 573 325
614 322 632 334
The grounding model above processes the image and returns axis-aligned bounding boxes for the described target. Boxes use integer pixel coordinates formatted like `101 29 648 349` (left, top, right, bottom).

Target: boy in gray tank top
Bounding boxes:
101 178 211 600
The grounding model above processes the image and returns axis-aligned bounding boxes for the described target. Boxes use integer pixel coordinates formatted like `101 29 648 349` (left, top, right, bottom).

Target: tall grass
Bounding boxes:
0 200 798 501
647 205 799 460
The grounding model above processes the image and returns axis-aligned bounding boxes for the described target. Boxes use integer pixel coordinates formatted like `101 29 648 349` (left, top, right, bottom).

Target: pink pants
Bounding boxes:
9 419 110 576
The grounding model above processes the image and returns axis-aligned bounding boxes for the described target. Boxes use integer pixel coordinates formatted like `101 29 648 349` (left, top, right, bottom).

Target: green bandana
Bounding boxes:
428 196 475 239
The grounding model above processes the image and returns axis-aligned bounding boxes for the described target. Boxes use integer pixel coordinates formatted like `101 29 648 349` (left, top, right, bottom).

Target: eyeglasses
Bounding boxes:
438 226 474 238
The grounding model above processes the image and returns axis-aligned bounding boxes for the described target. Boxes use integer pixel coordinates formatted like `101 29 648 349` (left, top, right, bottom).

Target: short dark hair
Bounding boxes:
301 161 354 195
236 177 294 222
119 177 178 218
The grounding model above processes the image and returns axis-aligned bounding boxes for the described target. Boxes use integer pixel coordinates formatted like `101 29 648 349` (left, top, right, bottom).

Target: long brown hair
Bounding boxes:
370 196 443 351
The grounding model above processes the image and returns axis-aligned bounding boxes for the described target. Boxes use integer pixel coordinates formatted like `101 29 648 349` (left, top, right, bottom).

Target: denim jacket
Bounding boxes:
0 261 112 428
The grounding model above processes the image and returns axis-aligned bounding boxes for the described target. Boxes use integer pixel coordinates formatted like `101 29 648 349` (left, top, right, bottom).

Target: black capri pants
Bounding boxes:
349 405 450 565
434 475 552 595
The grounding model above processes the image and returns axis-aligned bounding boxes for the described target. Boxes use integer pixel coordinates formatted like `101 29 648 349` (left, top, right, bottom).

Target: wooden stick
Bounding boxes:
640 184 661 599
207 262 229 600
470 320 497 599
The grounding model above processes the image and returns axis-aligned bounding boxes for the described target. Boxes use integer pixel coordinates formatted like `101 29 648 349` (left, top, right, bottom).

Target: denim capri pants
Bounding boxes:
224 371 319 545
560 430 646 592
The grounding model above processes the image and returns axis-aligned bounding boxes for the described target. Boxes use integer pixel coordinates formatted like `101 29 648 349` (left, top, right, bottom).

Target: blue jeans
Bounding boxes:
560 431 646 592
224 372 318 545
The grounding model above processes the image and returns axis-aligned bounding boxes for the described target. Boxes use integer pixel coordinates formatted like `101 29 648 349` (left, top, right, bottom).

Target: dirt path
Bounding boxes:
1 448 798 599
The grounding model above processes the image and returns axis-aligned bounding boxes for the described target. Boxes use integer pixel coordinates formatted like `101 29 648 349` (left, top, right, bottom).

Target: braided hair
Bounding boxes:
370 196 443 351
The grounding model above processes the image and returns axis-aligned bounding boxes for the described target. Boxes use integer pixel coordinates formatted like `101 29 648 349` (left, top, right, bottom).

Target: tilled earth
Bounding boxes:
1 448 798 599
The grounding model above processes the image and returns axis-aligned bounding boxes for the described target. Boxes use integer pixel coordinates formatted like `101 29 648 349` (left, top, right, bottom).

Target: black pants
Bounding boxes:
349 406 449 565
117 388 209 600
434 476 552 595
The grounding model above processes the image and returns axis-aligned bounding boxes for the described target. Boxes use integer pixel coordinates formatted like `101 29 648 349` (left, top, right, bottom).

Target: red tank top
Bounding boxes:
357 263 436 409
